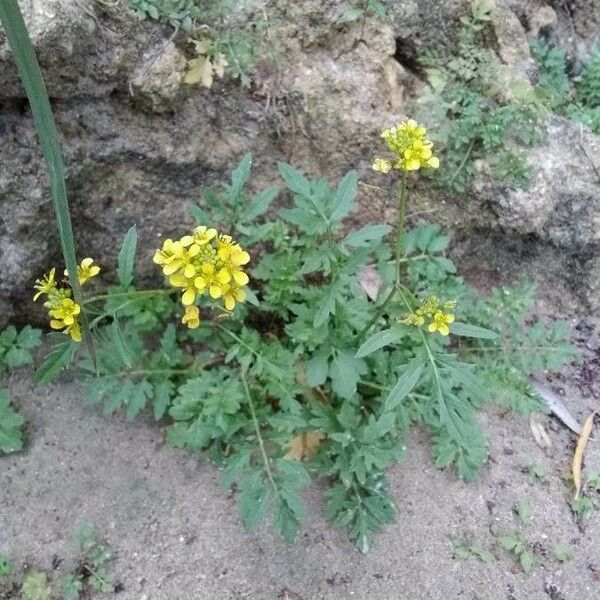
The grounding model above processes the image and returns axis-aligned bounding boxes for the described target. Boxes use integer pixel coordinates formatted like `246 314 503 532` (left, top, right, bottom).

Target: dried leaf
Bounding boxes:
572 412 595 500
532 380 582 434
200 58 214 88
183 58 205 85
529 412 552 450
285 431 324 460
278 589 305 600
214 54 228 78
358 265 382 301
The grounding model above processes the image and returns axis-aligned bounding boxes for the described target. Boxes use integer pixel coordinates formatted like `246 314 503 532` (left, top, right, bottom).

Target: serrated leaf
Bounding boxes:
246 186 278 221
277 162 312 197
0 389 24 453
34 341 76 384
153 379 173 420
230 153 252 199
16 325 42 349
188 202 211 224
343 224 391 247
239 470 270 532
117 225 137 287
330 170 358 223
330 352 366 399
306 354 329 387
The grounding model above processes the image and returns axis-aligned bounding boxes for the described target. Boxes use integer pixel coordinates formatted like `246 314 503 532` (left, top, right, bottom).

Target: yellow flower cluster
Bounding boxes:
372 119 439 173
401 296 456 336
33 259 101 342
153 226 250 329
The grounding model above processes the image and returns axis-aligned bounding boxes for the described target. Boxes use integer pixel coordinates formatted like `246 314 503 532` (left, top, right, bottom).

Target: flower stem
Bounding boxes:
241 370 280 498
358 171 409 339
83 288 174 305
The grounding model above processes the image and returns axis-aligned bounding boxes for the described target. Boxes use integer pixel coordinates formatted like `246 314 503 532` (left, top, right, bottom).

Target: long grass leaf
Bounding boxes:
0 0 96 363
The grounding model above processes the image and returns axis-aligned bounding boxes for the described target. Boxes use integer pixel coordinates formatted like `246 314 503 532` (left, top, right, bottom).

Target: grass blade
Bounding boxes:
0 0 96 363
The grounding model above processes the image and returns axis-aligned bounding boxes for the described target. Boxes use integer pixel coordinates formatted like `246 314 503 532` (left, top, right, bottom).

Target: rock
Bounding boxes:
471 116 600 311
0 0 599 325
129 41 187 114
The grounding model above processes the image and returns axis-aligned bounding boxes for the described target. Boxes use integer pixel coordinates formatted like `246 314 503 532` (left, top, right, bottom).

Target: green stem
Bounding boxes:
449 139 475 187
394 170 409 284
358 171 409 339
83 288 174 305
241 371 280 497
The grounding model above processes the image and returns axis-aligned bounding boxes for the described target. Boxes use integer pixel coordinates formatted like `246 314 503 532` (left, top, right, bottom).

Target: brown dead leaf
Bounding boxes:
529 412 552 450
572 412 595 500
285 431 324 460
358 265 382 301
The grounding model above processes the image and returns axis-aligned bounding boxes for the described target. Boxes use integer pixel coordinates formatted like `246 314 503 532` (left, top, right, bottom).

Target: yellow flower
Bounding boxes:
33 268 57 301
428 311 455 336
182 305 201 329
64 258 101 285
153 239 200 277
154 227 250 317
373 119 439 173
65 321 82 342
49 297 81 326
169 273 197 306
217 244 250 286
192 226 218 246
221 282 247 311
194 262 230 298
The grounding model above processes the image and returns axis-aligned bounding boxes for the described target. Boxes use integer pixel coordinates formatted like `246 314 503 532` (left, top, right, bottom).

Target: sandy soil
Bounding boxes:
1 352 599 600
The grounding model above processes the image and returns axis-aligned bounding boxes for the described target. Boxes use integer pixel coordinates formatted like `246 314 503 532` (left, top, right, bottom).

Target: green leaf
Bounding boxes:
221 450 251 489
330 352 365 399
343 224 391 247
306 353 329 387
246 186 278 221
0 0 84 318
0 389 24 453
20 571 52 600
230 153 252 199
340 7 364 22
384 360 424 412
34 341 76 384
126 380 153 421
239 470 271 532
330 170 358 223
16 325 42 349
450 322 499 339
519 550 536 573
277 162 312 197
515 500 533 522
117 225 137 287
188 202 211 224
153 379 173 420
356 326 401 358
553 544 574 562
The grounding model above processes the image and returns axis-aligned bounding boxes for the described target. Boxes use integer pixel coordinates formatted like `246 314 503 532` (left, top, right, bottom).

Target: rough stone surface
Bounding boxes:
0 0 599 324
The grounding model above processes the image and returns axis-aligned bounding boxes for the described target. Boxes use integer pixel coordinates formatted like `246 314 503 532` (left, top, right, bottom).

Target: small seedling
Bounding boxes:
515 500 533 522
587 473 600 492
0 553 11 579
20 571 51 600
65 523 114 595
570 495 597 521
520 460 548 480
499 532 536 573
553 544 574 563
453 538 492 562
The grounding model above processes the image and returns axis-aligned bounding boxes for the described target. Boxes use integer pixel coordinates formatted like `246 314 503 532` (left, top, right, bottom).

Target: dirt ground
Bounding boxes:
1 341 599 600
